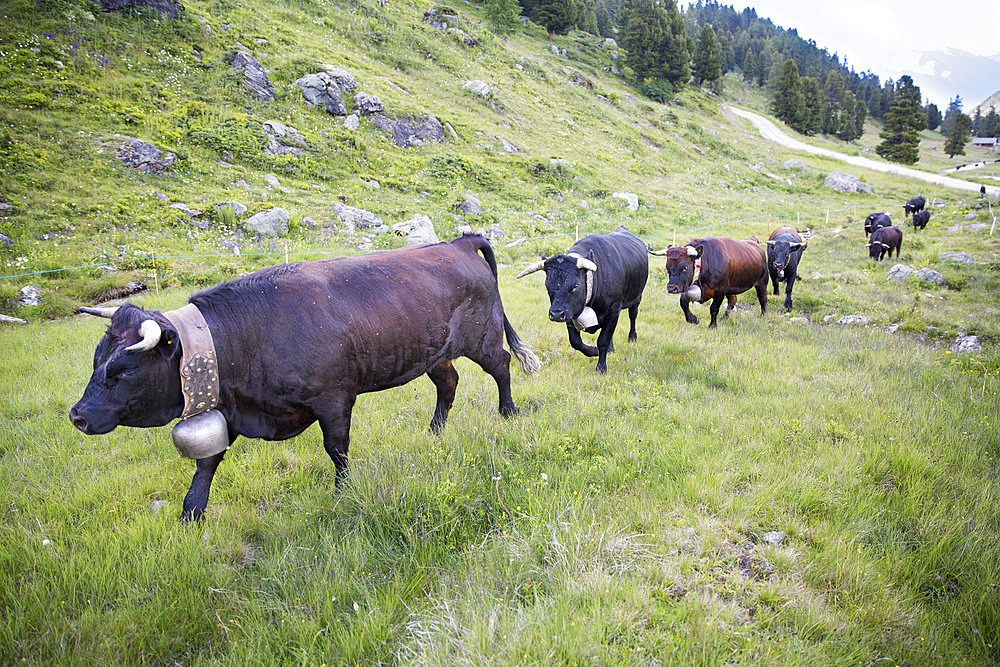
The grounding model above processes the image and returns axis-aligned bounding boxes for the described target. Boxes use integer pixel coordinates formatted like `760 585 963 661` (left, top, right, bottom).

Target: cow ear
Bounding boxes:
157 325 180 361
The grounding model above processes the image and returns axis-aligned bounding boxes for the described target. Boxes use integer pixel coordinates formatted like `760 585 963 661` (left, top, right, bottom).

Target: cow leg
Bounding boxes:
467 347 518 418
317 394 356 488
627 304 639 342
770 269 780 295
595 309 621 374
708 293 726 328
756 280 768 315
427 360 459 434
721 294 738 319
180 446 230 522
679 295 699 325
783 273 795 310
566 324 599 357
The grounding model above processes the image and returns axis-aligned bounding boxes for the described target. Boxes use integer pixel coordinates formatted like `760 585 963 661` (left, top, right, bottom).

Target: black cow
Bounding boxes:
868 225 903 261
864 212 892 235
766 226 807 310
70 234 540 520
516 226 647 374
651 236 767 328
912 209 930 230
903 196 926 217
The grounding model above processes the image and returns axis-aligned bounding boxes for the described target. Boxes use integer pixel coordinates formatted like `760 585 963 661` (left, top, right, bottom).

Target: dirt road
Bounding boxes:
726 105 999 197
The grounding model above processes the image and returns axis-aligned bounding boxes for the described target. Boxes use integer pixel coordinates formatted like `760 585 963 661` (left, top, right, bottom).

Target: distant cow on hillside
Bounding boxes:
868 226 903 261
912 209 930 230
864 212 892 236
903 196 926 217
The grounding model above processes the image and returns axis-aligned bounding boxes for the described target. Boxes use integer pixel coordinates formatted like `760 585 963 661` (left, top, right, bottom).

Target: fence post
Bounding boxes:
284 244 289 264
797 211 800 228
151 252 159 296
826 209 830 225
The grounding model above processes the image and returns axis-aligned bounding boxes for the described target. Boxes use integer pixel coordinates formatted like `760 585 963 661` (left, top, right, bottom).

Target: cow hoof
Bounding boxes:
596 363 608 374
628 334 637 343
179 508 204 522
500 404 519 418
686 315 699 325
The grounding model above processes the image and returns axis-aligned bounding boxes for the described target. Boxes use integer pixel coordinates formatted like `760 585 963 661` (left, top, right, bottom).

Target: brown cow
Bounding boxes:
651 236 768 328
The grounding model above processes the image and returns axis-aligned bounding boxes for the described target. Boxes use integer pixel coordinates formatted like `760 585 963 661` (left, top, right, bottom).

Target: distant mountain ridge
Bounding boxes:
974 89 1000 114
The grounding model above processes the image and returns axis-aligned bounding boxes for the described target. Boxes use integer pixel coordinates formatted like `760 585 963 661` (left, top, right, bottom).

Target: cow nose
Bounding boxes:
666 285 680 294
69 407 89 433
549 308 566 322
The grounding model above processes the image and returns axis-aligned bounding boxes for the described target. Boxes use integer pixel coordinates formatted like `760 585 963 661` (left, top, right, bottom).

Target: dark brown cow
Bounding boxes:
868 225 903 261
70 234 540 520
652 236 768 328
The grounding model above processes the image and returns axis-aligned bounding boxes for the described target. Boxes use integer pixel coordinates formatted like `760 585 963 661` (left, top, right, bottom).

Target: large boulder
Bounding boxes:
316 66 358 93
950 334 982 354
332 202 384 231
369 114 445 148
914 268 946 285
456 193 484 216
939 251 978 264
230 52 275 102
116 139 176 173
294 72 348 115
824 172 873 194
462 80 492 98
100 0 183 18
18 286 41 307
886 264 915 281
213 201 247 217
391 215 439 247
262 120 307 156
612 191 639 211
243 207 290 237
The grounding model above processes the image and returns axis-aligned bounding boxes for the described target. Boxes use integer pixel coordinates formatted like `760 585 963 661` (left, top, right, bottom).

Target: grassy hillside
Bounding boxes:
2 0 1000 664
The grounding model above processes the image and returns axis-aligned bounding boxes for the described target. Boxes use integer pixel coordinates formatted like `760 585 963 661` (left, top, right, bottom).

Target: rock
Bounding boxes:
485 223 505 242
294 72 348 115
369 114 445 148
0 313 28 325
365 180 380 189
837 315 869 325
150 500 168 511
213 201 247 217
333 202 383 231
301 216 318 228
263 173 283 190
353 92 384 116
455 223 473 235
243 207 290 237
886 264 915 281
950 334 982 354
783 159 812 172
762 531 785 546
498 137 519 153
230 52 276 101
99 0 183 18
316 66 358 93
97 281 148 302
823 314 837 323
964 212 979 221
423 8 460 30
965 223 990 233
169 202 202 219
789 317 809 324
391 214 439 247
939 251 978 264
344 114 360 131
456 193 484 216
601 38 618 48
262 120 307 156
234 179 251 190
914 268 946 285
823 171 873 194
462 80 492 98
811 272 822 280
0 233 12 247
612 192 639 211
0 202 12 214
18 286 41 307
116 139 176 173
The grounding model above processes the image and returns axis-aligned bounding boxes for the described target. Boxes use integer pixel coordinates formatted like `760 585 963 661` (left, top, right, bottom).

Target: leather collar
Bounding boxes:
163 304 220 420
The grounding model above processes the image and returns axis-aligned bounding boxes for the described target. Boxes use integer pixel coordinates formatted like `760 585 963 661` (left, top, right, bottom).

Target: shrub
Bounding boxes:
638 79 673 104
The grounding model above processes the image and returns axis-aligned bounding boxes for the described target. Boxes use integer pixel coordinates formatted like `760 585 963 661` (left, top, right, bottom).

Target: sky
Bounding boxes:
697 0 1000 111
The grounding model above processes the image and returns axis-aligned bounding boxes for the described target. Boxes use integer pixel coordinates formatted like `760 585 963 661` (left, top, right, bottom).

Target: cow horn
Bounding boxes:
576 257 597 272
125 319 162 352
516 260 546 278
880 242 890 248
77 306 119 318
648 247 670 256
765 240 775 246
686 246 698 257
789 242 801 249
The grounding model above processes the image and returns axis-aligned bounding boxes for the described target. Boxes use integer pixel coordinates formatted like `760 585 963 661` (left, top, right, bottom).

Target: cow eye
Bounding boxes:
569 283 578 293
117 366 137 378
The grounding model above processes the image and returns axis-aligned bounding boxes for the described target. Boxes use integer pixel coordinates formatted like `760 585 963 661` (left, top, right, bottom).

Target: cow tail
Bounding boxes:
463 233 541 375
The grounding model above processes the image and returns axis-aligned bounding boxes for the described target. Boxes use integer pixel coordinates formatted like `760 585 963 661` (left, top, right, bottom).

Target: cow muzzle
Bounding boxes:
69 404 115 435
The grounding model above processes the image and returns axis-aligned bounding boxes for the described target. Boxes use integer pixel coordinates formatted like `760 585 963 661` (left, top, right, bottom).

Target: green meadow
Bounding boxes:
2 0 1000 663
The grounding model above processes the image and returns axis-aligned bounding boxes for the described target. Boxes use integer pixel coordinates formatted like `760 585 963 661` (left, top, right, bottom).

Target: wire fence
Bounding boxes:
2 196 997 283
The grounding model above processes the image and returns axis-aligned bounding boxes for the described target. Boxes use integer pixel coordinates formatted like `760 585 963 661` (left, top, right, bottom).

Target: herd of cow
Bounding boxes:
68 196 929 520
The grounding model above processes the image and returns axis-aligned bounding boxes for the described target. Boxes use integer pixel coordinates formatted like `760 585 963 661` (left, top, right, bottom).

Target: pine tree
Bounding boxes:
534 0 576 39
945 112 971 158
772 59 804 129
484 0 523 35
663 3 690 86
741 48 757 85
983 107 1000 138
799 76 824 135
836 90 859 141
693 24 722 85
619 0 665 82
924 103 942 131
875 75 925 164
940 95 963 136
575 0 599 36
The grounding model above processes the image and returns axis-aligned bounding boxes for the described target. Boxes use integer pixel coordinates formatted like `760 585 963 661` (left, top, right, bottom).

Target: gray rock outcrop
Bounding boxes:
213 201 247 217
939 252 978 264
391 215 439 247
0 313 28 325
18 286 41 307
230 52 275 101
824 172 873 194
353 92 384 116
316 66 358 93
243 207 290 237
886 264 915 281
369 114 445 148
950 334 982 354
462 80 492 98
344 114 360 131
837 315 869 325
262 120 307 155
294 72 348 115
914 268 946 285
116 139 176 173
612 191 639 211
333 202 384 231
456 193 484 216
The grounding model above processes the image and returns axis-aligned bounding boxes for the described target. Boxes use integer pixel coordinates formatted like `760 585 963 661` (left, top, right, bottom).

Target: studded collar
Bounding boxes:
162 304 220 420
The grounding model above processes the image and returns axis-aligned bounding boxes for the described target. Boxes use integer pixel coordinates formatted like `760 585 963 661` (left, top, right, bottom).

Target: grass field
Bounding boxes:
2 0 1000 663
